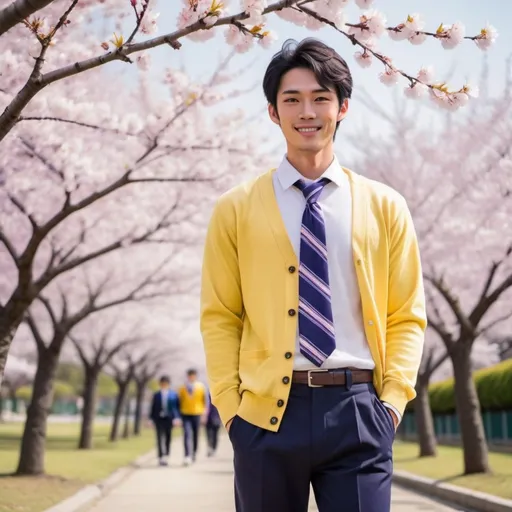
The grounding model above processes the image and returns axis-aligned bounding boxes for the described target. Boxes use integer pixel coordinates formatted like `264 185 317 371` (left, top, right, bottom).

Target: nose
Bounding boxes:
299 100 316 120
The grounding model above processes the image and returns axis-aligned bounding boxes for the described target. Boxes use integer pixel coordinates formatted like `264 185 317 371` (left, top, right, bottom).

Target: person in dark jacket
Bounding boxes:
205 392 222 457
149 375 180 466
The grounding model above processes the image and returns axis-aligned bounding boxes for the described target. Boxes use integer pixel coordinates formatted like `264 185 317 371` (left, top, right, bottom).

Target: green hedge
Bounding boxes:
412 359 512 414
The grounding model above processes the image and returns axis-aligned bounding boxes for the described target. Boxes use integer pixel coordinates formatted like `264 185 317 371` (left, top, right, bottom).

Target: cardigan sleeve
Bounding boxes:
380 195 427 417
200 196 243 427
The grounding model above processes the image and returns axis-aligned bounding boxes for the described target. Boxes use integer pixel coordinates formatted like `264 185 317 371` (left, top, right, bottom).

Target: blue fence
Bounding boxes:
400 409 512 445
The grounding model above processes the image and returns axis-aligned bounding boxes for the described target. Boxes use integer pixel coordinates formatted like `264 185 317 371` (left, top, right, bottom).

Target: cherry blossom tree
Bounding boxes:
16 245 187 475
1 352 35 419
67 299 185 448
489 335 512 361
106 347 158 442
0 53 263 386
69 312 145 450
351 65 512 474
132 347 170 436
0 0 499 141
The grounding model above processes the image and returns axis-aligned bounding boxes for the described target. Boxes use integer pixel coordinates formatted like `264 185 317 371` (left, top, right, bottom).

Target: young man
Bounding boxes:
205 393 222 457
200 38 427 512
149 375 180 466
177 368 208 465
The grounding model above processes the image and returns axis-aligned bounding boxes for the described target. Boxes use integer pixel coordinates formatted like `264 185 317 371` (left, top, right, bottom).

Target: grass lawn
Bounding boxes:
0 420 155 512
393 440 512 500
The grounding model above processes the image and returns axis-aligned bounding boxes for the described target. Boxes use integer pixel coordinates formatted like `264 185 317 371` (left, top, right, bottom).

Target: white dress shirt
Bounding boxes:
160 389 168 416
272 155 401 421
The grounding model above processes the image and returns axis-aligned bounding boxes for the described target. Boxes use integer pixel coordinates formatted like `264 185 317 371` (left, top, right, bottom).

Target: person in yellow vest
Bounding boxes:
178 368 208 465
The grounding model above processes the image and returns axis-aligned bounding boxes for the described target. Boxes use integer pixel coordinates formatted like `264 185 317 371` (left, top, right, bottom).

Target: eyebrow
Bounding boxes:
281 88 333 95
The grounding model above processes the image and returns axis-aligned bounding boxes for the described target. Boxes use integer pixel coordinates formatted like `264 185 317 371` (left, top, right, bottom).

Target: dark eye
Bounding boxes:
284 98 298 102
316 96 329 101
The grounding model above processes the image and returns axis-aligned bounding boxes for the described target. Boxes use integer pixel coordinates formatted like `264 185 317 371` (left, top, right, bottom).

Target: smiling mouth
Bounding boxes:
295 127 321 133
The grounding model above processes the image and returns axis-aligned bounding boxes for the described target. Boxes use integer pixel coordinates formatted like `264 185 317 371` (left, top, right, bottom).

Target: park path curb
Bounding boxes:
393 470 512 512
42 449 155 512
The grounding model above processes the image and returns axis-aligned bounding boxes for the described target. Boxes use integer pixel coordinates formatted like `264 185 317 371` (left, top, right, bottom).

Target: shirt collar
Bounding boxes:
275 154 345 191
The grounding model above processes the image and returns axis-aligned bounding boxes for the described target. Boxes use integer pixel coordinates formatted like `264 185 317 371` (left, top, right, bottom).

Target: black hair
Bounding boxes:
187 368 197 376
262 38 353 134
159 375 170 384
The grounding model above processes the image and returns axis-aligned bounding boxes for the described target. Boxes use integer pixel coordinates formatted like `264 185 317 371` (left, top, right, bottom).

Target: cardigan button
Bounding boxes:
288 309 296 316
277 399 285 407
282 376 290 385
270 417 278 425
288 265 296 273
285 352 292 359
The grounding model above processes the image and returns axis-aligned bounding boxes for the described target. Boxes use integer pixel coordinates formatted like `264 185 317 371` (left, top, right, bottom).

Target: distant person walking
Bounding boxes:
205 394 222 457
178 368 208 465
149 375 180 466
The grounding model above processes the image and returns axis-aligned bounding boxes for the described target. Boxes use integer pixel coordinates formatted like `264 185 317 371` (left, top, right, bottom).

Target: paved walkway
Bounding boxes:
87 434 465 511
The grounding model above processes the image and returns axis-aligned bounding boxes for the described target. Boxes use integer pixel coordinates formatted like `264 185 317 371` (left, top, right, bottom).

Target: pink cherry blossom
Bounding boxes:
140 9 159 35
408 31 427 46
417 66 434 84
355 0 374 8
259 30 278 49
0 1 502 166
354 50 372 68
136 52 151 71
474 23 499 51
438 21 466 50
379 67 400 86
404 83 428 99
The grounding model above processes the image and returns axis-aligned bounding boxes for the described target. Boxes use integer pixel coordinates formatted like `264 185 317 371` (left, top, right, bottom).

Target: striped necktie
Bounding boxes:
294 178 336 366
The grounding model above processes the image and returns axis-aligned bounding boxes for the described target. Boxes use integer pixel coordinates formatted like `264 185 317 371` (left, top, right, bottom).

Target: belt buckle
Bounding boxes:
307 369 328 388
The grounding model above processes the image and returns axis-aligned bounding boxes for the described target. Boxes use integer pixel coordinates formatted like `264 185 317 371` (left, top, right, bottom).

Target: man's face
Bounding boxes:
187 373 197 382
160 381 169 390
268 67 348 153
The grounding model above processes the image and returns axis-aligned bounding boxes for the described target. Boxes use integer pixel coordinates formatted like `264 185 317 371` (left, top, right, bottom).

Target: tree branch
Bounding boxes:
424 271 474 338
0 228 19 263
19 136 66 182
24 310 46 352
0 0 55 37
5 191 38 231
33 293 59 329
0 0 300 141
17 116 141 137
469 245 512 327
419 345 449 381
477 309 512 336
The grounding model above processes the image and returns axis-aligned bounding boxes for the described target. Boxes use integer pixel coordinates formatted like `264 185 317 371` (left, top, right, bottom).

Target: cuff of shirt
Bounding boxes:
382 401 402 424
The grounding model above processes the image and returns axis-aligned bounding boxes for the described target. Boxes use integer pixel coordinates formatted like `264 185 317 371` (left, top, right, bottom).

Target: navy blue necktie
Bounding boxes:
294 178 336 366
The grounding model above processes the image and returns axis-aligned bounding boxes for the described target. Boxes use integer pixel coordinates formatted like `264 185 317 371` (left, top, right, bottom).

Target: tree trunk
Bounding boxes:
16 348 60 475
0 393 5 422
122 399 130 439
451 346 490 474
133 380 145 436
415 379 437 457
109 381 128 442
0 319 19 387
9 388 17 413
78 369 99 450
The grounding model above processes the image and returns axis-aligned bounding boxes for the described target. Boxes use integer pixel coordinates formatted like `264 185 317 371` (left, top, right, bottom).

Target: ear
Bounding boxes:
268 103 280 126
337 98 349 122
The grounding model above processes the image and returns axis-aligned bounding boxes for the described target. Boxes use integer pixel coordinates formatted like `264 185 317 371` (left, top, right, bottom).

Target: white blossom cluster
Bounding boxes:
171 0 499 110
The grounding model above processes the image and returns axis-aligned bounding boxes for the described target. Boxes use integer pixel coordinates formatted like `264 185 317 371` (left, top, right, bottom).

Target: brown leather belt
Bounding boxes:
292 368 373 387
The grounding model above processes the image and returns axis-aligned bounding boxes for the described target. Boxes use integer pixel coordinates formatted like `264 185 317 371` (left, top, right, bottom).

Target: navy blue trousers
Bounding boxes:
229 382 394 512
154 418 172 458
182 414 201 458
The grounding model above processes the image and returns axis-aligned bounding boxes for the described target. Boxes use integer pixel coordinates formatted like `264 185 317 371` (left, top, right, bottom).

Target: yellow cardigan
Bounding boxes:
200 166 427 431
178 382 207 416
